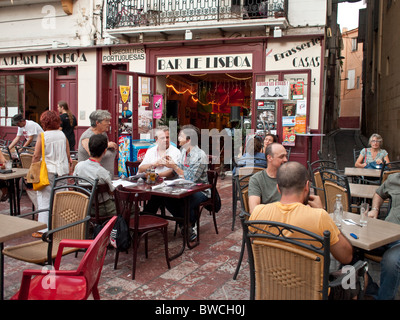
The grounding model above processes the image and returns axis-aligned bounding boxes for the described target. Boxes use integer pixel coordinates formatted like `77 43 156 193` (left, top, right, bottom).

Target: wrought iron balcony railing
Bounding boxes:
106 0 287 29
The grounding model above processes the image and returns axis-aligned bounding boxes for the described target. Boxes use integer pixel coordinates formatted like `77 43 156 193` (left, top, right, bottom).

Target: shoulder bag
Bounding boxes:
29 132 50 190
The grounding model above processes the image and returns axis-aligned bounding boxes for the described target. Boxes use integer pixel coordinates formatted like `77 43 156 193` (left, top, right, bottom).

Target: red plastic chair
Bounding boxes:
11 216 117 300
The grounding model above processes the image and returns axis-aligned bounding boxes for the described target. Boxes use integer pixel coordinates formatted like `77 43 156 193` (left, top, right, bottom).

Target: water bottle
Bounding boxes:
333 194 343 227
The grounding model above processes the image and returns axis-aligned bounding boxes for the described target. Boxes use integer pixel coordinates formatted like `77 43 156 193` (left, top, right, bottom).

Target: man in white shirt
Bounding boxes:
139 126 180 179
9 114 43 150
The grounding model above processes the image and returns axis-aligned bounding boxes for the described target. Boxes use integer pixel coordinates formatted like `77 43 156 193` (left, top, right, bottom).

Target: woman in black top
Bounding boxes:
57 100 77 150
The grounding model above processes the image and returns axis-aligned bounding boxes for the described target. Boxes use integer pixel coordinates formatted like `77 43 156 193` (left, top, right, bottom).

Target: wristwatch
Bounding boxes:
371 207 379 211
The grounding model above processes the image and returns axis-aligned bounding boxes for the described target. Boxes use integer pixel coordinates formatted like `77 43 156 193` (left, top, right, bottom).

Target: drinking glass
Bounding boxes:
360 202 369 226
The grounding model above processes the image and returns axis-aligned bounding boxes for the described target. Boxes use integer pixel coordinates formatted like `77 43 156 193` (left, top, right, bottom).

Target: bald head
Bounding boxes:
277 161 310 195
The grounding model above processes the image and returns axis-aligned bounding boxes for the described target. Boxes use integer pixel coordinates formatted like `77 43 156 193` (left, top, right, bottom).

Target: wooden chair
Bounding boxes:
11 216 117 300
196 170 219 239
307 160 338 204
113 185 170 280
243 219 367 300
232 166 265 230
2 176 98 265
125 160 141 177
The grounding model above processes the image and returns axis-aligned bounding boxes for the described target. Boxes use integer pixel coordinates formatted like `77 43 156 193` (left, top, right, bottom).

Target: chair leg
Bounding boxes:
92 284 100 300
131 241 139 280
114 250 120 269
212 209 218 234
232 182 237 231
145 234 148 259
162 227 171 269
233 236 246 280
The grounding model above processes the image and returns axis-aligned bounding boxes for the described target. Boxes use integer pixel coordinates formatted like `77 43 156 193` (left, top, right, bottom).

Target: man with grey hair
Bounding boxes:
139 126 180 179
78 110 118 177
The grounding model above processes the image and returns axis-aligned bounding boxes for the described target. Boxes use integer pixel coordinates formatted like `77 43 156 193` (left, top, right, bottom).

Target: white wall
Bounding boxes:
288 0 327 27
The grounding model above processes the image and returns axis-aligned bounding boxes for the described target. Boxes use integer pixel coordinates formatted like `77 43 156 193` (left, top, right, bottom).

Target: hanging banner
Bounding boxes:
153 95 163 119
119 85 130 104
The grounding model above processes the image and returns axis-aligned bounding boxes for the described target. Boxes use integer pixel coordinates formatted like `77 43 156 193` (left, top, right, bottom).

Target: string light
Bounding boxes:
166 84 197 95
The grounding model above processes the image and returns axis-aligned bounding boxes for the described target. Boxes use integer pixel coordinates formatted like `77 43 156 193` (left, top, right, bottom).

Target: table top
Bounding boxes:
349 183 378 199
339 212 400 251
0 168 29 180
344 167 381 178
126 182 211 199
0 214 46 243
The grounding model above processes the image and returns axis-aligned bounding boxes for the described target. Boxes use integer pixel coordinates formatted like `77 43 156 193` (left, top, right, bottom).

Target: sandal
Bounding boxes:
32 232 43 238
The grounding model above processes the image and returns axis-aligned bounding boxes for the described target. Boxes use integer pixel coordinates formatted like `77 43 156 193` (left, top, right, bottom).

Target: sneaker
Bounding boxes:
180 225 197 242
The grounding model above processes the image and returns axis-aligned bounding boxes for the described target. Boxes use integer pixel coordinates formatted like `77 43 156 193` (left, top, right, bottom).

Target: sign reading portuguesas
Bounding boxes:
157 54 253 72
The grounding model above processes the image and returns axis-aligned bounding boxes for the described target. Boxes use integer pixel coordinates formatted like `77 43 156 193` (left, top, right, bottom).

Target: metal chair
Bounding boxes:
196 170 219 239
319 169 353 213
3 176 98 265
232 166 265 230
113 185 170 280
11 216 117 300
243 218 367 300
380 160 400 184
232 174 251 280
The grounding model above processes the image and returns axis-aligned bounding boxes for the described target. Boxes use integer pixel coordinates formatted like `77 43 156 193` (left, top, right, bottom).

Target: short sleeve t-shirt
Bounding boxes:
139 144 181 174
250 202 341 247
248 170 281 205
17 120 43 144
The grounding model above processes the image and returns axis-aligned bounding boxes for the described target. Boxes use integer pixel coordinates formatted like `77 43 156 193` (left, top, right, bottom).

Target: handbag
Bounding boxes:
32 132 50 191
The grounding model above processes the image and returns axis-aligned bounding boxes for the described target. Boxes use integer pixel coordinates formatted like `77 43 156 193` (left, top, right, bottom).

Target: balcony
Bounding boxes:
105 0 288 39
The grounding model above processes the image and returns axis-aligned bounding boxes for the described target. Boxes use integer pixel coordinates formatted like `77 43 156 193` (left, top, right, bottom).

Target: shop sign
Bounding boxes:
157 54 252 72
266 37 321 70
102 47 145 63
0 52 87 67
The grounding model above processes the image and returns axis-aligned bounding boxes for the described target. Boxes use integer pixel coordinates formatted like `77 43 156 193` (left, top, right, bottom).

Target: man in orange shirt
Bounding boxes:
250 161 353 265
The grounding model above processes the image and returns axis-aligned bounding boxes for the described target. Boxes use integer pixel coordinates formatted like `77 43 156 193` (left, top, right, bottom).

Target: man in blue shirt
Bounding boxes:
164 125 210 241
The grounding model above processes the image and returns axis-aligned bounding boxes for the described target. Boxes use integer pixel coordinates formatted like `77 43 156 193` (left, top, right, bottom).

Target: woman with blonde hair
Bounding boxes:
58 100 77 150
355 133 390 169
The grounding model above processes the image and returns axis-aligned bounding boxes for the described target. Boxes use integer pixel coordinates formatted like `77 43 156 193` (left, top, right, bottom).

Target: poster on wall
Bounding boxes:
153 95 163 119
294 116 307 134
256 101 276 132
282 126 296 147
290 81 304 100
255 81 289 100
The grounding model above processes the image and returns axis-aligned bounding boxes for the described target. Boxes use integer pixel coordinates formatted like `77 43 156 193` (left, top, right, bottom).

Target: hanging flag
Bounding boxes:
119 85 130 104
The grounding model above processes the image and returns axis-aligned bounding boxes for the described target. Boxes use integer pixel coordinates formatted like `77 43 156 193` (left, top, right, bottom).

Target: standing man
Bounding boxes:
9 114 43 150
139 126 180 179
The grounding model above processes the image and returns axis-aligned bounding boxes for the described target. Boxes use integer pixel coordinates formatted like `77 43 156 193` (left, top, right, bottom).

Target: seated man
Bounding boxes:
250 161 353 266
163 124 209 241
73 134 116 217
367 173 400 300
247 143 287 213
139 126 180 179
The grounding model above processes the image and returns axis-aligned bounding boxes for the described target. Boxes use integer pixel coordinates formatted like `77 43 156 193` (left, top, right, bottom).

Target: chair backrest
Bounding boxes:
380 161 400 183
238 166 264 177
319 170 351 212
19 153 33 169
125 160 141 177
74 216 117 296
47 176 98 261
244 219 331 300
114 185 151 228
236 174 252 213
353 149 361 164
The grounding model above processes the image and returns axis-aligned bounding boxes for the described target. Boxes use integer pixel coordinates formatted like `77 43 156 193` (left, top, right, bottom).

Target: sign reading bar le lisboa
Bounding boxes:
157 54 252 72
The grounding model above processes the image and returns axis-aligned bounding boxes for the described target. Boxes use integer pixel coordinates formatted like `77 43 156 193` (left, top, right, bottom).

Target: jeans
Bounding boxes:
377 241 400 300
164 192 208 225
